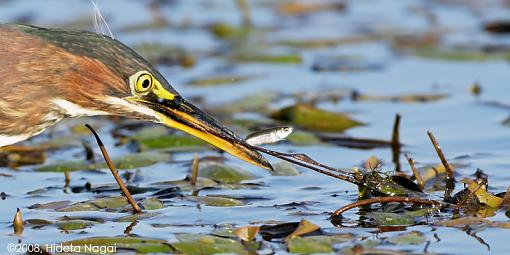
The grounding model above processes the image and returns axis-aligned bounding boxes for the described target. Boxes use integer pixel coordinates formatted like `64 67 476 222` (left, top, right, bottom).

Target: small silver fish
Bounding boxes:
245 126 294 146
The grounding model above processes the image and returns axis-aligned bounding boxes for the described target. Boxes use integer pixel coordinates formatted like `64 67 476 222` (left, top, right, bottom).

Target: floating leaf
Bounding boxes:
421 163 460 183
278 2 345 16
272 161 300 176
275 35 379 49
402 46 510 61
367 212 415 226
156 178 217 192
25 219 53 226
172 234 248 255
271 104 363 132
260 222 300 241
115 212 159 222
187 196 244 207
141 198 165 210
29 201 72 210
287 235 354 254
312 56 383 72
187 75 255 87
136 135 207 151
131 126 170 140
57 220 95 231
63 237 173 253
285 219 320 241
233 54 302 64
36 152 171 172
353 93 448 103
388 231 426 245
466 181 502 208
287 131 322 146
112 152 171 169
437 217 490 228
36 136 83 150
57 196 129 212
210 91 278 115
234 226 260 242
210 22 251 39
288 236 333 254
199 162 256 184
36 160 90 172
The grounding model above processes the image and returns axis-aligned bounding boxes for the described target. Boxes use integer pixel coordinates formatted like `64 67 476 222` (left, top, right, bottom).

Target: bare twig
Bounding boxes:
85 124 142 214
253 145 359 184
391 114 401 172
64 171 70 187
405 153 424 189
190 153 199 186
427 131 455 200
427 131 454 179
235 0 252 27
331 196 441 218
253 145 354 177
454 179 486 211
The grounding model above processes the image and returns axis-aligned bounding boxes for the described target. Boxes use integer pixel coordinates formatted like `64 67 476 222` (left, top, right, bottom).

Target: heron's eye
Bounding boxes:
135 73 153 93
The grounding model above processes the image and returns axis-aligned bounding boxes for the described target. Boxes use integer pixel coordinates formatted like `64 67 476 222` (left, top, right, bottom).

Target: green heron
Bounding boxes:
0 24 271 170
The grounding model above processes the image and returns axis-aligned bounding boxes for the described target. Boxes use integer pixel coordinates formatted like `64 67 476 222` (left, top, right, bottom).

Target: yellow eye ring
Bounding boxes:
135 73 153 93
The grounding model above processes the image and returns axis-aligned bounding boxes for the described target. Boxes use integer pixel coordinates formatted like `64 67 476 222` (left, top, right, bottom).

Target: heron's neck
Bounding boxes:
51 98 109 117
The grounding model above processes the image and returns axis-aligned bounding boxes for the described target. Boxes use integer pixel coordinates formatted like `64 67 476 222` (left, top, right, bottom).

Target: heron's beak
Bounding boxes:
130 95 272 170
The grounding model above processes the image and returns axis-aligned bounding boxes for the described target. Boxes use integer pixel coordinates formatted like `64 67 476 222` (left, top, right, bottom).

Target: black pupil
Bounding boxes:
142 79 151 89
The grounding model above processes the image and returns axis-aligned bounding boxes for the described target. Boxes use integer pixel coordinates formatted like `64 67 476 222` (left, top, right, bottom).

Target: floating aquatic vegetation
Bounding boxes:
234 226 260 242
285 219 320 241
401 46 510 61
186 74 256 87
171 234 247 254
57 219 95 231
134 134 208 151
287 235 354 254
271 104 363 132
186 195 244 207
388 231 426 245
352 91 448 103
115 212 160 222
36 152 171 172
275 35 380 48
62 237 173 253
286 130 323 146
277 1 346 16
312 55 384 72
209 22 252 39
271 161 300 176
232 53 302 64
198 162 256 184
209 91 279 115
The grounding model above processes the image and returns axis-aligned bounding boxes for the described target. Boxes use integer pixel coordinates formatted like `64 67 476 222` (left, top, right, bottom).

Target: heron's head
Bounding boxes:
14 24 271 169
